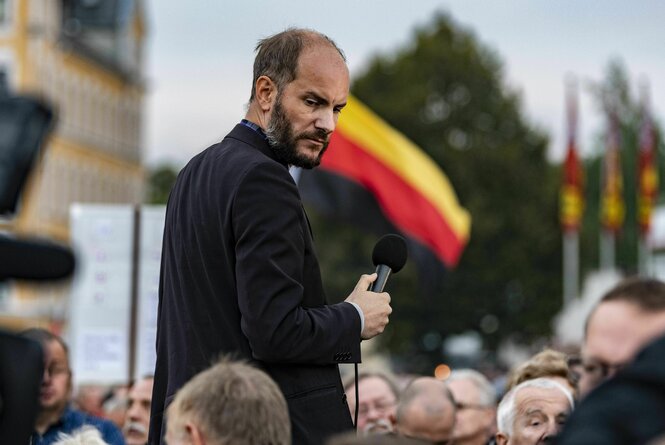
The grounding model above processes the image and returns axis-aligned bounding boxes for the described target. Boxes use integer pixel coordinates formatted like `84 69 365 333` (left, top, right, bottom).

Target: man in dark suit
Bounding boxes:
149 28 393 445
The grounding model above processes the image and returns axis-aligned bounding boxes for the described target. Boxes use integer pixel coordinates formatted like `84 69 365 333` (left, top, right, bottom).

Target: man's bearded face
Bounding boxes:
265 92 330 169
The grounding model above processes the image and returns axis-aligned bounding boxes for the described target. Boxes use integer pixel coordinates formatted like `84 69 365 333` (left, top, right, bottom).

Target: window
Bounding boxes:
0 0 11 25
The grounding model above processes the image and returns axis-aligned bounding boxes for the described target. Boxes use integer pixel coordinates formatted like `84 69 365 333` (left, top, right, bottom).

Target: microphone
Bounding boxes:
0 235 75 281
369 234 407 292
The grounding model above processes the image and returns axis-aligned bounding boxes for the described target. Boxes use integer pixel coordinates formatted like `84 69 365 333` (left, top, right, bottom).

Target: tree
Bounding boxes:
306 12 561 372
146 164 179 204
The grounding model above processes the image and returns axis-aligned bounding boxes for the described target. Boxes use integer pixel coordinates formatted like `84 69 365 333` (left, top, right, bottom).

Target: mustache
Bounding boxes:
362 418 394 436
123 421 148 435
297 128 330 144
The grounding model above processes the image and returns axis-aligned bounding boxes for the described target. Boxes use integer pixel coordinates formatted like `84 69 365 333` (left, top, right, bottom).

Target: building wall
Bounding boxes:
1 0 146 242
0 0 147 328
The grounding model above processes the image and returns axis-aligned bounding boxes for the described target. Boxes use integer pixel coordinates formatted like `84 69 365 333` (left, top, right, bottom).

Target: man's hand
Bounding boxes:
345 273 392 340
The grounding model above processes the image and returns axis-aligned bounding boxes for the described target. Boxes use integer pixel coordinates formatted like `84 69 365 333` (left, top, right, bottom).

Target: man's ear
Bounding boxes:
495 432 509 445
254 75 276 112
186 421 206 445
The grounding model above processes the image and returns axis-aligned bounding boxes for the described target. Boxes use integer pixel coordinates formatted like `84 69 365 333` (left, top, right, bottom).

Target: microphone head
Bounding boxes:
0 236 76 281
372 234 408 273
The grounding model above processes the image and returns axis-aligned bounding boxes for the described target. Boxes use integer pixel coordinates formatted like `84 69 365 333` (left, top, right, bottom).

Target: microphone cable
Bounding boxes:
354 362 359 430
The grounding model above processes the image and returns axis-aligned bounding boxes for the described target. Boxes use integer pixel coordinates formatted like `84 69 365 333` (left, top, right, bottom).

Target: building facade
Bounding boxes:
0 0 146 327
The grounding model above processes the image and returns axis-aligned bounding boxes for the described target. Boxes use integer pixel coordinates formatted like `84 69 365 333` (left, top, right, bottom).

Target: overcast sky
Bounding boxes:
143 0 665 168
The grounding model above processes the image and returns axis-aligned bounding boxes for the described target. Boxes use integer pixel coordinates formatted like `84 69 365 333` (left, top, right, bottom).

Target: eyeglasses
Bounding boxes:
357 400 396 417
578 357 627 386
454 401 492 411
44 363 70 378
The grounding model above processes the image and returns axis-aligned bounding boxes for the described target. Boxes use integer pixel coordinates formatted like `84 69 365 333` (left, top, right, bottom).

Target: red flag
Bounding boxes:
637 85 658 235
600 109 625 232
560 81 584 232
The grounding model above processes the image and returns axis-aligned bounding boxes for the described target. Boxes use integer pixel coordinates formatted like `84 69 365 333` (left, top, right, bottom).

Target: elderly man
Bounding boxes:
579 277 665 396
344 372 400 435
495 378 574 445
392 377 456 443
446 369 496 445
165 359 290 445
123 376 153 445
22 328 124 445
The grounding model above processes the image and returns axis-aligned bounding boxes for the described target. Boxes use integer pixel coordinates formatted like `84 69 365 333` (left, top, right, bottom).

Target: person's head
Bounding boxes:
102 384 129 429
507 349 577 399
21 328 72 418
393 377 456 444
446 370 496 445
344 372 400 435
247 28 349 169
581 277 665 395
165 358 290 445
74 384 106 416
495 378 574 445
52 426 109 445
123 376 153 445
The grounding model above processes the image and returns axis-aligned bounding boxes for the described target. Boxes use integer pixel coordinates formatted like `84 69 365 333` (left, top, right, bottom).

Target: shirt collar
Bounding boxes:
240 119 268 140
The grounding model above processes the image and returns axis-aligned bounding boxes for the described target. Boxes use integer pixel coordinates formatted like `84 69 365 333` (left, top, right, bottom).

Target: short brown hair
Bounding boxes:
167 357 290 445
600 277 665 311
250 28 345 102
21 327 69 361
343 371 401 400
506 349 576 394
585 277 665 337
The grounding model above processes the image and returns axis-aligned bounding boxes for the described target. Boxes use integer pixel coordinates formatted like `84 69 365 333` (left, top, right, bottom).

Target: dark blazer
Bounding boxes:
555 333 665 445
149 124 362 445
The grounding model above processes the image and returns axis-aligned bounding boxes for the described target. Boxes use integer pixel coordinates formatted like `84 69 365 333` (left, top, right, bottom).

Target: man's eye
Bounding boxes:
305 98 318 106
584 364 598 373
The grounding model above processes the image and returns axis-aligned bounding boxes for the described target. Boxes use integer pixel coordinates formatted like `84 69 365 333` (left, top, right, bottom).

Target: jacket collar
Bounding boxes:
226 123 288 169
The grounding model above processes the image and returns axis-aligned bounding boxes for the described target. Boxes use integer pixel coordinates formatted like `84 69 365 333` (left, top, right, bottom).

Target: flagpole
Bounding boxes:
599 230 615 270
599 103 623 271
638 236 650 276
637 79 657 277
563 231 579 304
561 76 582 303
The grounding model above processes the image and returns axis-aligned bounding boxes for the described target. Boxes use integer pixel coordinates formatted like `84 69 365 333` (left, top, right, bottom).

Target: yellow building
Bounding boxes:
0 0 147 329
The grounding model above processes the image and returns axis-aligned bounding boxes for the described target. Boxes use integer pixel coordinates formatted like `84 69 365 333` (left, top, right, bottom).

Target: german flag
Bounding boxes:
600 110 625 233
637 87 658 235
560 82 584 232
298 95 470 270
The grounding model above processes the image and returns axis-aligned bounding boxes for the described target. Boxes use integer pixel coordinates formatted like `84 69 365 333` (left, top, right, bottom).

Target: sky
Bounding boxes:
143 0 665 168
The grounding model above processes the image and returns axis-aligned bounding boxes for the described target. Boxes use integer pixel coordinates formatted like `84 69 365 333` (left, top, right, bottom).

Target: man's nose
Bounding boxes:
541 420 562 443
365 406 382 420
315 109 336 134
127 402 139 418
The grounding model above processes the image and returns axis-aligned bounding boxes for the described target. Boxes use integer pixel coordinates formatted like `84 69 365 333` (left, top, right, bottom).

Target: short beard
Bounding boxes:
265 94 330 169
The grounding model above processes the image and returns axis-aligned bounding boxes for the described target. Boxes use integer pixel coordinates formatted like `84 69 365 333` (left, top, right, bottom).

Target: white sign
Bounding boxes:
69 204 134 384
134 205 165 379
68 204 165 385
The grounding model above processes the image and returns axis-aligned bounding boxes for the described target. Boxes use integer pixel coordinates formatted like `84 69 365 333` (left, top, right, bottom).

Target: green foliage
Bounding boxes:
310 12 562 373
579 59 665 276
146 164 179 204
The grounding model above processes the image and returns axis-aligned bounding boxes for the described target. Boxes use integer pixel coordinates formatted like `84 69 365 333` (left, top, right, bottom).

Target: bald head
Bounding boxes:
395 377 456 443
250 27 346 102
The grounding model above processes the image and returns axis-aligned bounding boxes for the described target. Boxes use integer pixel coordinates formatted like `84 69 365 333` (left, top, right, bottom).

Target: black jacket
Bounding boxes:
148 124 362 444
555 333 665 444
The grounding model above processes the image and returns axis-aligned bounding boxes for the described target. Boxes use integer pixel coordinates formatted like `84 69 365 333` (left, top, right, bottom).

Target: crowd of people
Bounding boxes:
10 26 665 445
17 275 665 444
